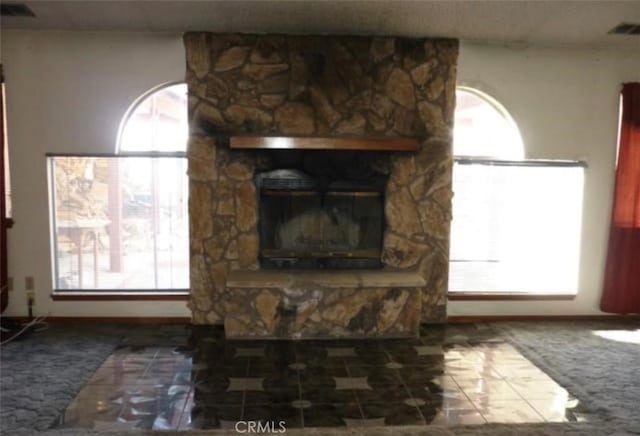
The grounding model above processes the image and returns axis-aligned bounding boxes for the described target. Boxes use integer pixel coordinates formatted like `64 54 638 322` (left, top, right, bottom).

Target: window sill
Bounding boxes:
51 292 190 301
448 292 577 301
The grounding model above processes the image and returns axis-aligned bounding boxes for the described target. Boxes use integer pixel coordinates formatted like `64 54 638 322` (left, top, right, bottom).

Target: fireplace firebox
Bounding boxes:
256 169 385 269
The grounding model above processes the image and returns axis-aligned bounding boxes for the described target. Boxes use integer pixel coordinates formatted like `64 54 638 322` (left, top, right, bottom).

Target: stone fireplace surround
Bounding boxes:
184 33 458 338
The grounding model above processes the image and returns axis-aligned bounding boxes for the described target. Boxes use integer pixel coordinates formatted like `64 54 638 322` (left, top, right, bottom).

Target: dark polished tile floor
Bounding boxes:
55 324 590 431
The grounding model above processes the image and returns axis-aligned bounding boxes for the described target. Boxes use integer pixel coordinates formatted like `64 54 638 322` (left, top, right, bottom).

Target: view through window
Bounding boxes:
449 88 584 295
50 84 189 292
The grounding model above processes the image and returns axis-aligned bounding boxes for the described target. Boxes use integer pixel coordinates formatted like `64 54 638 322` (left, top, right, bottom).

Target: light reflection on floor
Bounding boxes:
56 325 593 430
592 329 640 345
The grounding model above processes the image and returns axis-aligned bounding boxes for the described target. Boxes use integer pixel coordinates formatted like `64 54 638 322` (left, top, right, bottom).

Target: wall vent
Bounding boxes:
608 23 640 35
0 3 36 17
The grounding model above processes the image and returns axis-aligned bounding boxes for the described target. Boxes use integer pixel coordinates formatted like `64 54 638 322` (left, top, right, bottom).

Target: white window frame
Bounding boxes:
48 82 190 295
449 87 585 299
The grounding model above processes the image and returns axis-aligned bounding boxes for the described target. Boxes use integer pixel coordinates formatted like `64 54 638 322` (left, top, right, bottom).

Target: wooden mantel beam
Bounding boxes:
229 136 419 151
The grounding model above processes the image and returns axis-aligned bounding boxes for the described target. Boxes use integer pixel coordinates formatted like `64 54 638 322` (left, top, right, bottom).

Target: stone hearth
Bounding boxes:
224 270 425 338
184 33 458 337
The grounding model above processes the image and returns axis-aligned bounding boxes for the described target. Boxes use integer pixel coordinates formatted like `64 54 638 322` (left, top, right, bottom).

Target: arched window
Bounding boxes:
449 87 584 296
49 83 189 292
118 83 188 153
453 87 524 159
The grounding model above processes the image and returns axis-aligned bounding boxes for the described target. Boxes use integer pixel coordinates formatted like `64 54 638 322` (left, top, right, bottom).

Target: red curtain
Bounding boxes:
601 83 640 314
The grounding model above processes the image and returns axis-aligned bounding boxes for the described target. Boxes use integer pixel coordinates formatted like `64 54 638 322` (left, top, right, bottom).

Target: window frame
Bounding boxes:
47 153 190 297
116 81 188 156
448 87 585 301
448 157 586 301
48 82 190 299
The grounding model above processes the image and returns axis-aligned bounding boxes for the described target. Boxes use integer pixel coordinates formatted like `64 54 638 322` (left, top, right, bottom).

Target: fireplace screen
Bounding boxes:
257 170 384 269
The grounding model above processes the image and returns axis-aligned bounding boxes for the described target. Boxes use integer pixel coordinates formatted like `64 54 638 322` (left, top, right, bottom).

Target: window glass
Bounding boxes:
449 162 583 293
119 83 188 153
50 156 189 291
50 83 190 292
454 88 523 159
449 87 583 295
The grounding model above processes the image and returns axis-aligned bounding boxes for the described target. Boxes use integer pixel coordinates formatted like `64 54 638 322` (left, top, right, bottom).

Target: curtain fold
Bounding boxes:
601 83 640 314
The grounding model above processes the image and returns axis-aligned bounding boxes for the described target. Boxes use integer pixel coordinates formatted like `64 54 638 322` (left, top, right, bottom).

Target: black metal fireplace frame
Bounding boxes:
255 170 385 270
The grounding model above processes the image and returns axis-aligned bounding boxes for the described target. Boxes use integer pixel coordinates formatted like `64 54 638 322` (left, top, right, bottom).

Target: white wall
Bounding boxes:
451 42 640 316
1 31 190 317
2 31 638 318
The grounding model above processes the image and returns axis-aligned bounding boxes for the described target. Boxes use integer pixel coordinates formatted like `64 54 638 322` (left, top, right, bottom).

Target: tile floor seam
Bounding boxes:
296 359 305 428
115 385 129 423
140 349 160 378
450 368 489 424
176 384 195 429
383 346 419 425
343 357 366 421
239 357 250 421
383 341 428 425
518 394 554 423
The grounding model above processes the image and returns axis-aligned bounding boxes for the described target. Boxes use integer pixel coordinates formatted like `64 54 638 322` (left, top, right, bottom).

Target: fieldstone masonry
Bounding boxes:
184 33 458 337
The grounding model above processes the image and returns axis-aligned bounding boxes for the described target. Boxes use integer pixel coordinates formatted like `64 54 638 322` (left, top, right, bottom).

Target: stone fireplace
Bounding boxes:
184 33 458 338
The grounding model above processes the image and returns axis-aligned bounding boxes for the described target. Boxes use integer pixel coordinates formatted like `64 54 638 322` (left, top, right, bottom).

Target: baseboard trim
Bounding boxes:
448 293 576 301
447 314 640 323
4 314 638 326
50 293 189 301
2 316 192 324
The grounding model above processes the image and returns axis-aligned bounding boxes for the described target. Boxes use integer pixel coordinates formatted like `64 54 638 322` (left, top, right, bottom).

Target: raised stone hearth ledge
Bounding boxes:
223 286 421 339
226 270 426 289
224 270 424 338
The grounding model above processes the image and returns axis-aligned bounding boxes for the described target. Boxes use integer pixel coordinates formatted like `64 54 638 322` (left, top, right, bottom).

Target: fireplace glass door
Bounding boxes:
258 174 384 269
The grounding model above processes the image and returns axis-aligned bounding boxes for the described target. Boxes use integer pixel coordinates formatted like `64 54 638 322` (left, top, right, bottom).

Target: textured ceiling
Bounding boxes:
2 0 640 49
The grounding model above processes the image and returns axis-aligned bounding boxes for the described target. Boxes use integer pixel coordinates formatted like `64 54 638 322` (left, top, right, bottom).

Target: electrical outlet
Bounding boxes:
26 291 35 305
25 276 34 290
